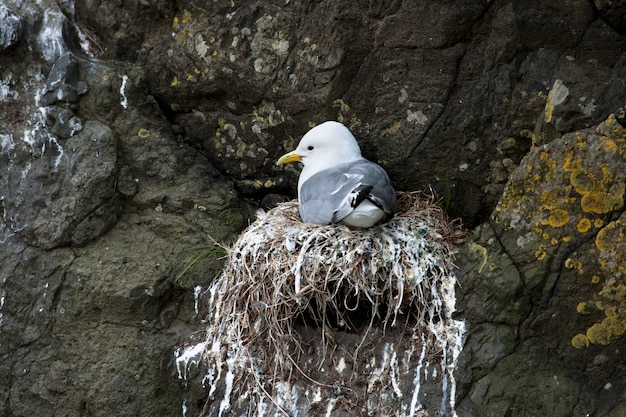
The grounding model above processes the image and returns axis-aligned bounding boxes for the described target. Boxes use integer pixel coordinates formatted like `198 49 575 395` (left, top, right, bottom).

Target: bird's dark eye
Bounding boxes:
307 145 314 151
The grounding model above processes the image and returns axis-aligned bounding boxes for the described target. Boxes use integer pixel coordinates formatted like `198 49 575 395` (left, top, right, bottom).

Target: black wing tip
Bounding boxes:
352 185 374 208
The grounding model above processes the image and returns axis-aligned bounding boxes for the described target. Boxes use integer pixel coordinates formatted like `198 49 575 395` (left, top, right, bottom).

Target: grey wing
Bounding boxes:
351 160 397 216
298 170 364 224
298 160 397 225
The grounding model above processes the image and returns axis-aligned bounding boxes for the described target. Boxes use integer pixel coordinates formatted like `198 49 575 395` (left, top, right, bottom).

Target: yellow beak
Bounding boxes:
276 150 302 165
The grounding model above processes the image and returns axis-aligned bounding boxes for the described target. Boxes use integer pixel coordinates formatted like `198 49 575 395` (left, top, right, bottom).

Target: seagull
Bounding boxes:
276 121 397 228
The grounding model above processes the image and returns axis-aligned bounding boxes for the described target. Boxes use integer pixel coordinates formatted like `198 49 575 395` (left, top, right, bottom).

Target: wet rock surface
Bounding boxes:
0 0 625 416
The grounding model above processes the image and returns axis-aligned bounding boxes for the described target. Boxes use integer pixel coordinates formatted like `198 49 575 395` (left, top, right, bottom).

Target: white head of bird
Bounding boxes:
276 121 363 194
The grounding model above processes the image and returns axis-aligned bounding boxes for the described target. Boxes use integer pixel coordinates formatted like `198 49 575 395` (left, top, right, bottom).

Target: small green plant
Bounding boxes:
175 238 228 284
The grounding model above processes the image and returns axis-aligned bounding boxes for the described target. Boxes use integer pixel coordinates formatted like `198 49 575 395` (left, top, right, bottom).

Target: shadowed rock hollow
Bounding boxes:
1 0 625 416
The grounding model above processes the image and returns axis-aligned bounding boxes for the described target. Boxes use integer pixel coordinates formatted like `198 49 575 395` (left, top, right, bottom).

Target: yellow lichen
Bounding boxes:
332 98 350 113
563 143 625 215
468 243 488 274
577 218 591 233
586 322 611 344
580 183 624 214
174 29 186 44
137 128 150 138
569 169 594 194
181 10 193 24
535 245 547 261
498 114 626 348
575 217 626 347
548 209 569 227
586 314 626 345
603 138 618 152
595 220 621 252
383 121 402 135
571 333 590 349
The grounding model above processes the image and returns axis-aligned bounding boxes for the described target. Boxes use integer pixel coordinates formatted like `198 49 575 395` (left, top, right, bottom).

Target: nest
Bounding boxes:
192 191 465 413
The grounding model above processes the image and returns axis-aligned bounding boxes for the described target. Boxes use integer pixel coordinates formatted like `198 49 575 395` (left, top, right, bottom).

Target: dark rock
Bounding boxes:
0 5 21 50
2 120 119 249
595 0 626 32
375 0 490 48
48 107 83 137
39 53 89 106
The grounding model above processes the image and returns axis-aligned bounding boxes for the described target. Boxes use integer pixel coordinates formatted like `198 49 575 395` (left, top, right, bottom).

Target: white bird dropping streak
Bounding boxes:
0 286 6 340
120 75 129 109
409 335 428 416
181 399 187 417
193 286 202 315
218 351 237 417
174 342 207 380
37 10 67 62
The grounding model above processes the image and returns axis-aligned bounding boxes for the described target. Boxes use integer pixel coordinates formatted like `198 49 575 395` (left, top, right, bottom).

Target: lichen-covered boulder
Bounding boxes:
456 109 626 416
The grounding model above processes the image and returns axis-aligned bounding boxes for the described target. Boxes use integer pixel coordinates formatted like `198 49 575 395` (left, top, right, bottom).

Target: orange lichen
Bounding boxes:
535 244 547 261
577 218 591 233
497 114 626 348
569 169 594 194
603 138 618 152
573 217 626 347
595 219 623 252
563 130 625 215
580 182 624 214
548 209 569 227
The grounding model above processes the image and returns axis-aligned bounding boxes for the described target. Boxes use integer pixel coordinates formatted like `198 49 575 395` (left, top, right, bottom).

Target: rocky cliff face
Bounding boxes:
0 0 625 416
